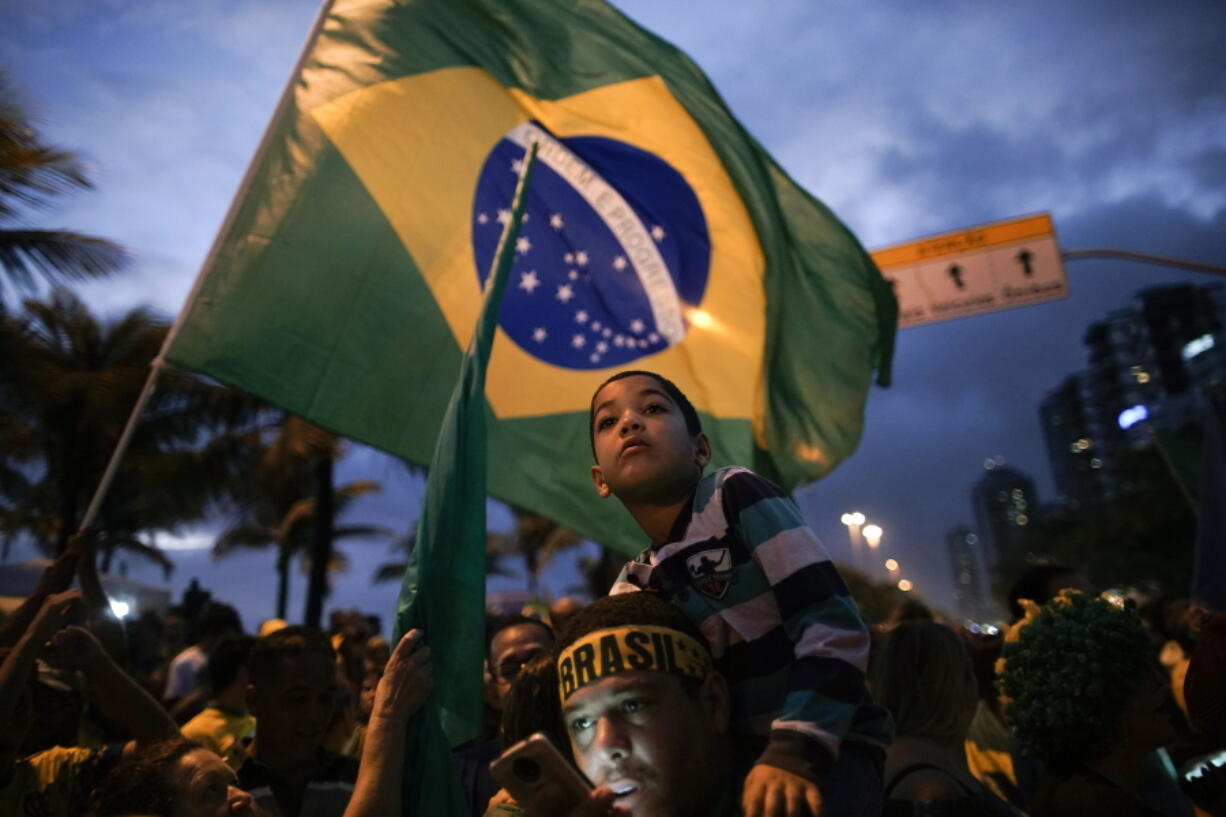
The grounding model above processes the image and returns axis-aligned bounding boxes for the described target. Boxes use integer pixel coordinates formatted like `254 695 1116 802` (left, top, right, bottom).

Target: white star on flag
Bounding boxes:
516 236 532 254
613 256 627 271
532 327 547 343
568 270 579 280
590 353 600 363
564 252 574 264
556 284 574 303
591 321 602 331
630 319 645 334
602 328 612 338
614 336 625 347
572 334 586 349
575 250 589 266
648 332 660 343
497 209 511 225
575 310 589 323
596 341 609 353
550 214 564 230
651 225 666 241
477 213 488 224
511 159 523 173
519 270 540 293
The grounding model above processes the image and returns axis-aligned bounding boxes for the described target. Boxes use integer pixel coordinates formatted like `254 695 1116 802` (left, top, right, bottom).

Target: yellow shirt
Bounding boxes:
181 705 256 770
0 746 111 817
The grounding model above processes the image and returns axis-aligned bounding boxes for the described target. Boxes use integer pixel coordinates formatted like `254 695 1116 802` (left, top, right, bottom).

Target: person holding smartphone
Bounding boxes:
507 590 740 817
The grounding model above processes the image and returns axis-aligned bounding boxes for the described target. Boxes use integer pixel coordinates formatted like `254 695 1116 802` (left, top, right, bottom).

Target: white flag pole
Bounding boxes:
77 0 339 534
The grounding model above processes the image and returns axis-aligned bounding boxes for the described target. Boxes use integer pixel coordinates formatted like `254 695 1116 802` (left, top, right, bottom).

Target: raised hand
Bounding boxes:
32 589 85 640
369 629 434 725
42 624 106 673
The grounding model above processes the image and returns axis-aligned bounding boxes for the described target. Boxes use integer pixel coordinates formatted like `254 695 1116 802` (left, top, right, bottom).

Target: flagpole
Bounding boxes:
76 0 339 535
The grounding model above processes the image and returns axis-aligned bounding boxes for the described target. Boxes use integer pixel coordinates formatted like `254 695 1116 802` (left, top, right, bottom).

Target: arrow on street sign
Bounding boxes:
870 213 1068 328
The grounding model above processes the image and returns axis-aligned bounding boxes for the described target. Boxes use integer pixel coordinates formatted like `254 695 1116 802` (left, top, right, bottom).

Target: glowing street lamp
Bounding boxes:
884 558 900 580
840 512 865 571
897 579 914 593
862 524 882 578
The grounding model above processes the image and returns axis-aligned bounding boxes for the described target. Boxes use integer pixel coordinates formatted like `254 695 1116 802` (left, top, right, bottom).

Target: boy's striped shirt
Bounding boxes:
611 466 891 780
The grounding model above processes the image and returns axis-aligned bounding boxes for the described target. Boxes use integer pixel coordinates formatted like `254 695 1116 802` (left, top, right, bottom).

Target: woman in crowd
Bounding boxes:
871 619 1019 816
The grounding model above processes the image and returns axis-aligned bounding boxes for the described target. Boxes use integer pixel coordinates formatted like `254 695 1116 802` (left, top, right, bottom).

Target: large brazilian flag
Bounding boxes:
165 0 898 557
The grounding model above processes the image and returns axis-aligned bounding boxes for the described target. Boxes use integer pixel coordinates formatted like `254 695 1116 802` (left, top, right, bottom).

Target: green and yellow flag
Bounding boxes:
165 0 897 557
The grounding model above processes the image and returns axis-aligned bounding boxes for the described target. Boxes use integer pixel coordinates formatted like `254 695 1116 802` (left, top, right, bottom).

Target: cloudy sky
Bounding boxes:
4 0 1224 629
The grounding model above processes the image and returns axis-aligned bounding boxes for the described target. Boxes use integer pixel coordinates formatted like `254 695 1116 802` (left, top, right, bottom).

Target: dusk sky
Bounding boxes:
4 0 1225 630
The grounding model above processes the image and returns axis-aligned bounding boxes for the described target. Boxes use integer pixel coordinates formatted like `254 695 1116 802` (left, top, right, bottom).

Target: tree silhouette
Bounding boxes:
0 288 258 570
0 72 127 299
214 416 388 621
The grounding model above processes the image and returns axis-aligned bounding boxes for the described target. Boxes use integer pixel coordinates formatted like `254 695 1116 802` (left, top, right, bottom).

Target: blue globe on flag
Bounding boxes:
471 122 710 370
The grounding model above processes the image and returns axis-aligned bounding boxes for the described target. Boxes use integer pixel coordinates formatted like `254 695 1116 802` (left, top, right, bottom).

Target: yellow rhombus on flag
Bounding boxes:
165 0 898 557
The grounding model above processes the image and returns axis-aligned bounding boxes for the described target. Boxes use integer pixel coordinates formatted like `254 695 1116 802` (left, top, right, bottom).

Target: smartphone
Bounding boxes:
489 732 593 813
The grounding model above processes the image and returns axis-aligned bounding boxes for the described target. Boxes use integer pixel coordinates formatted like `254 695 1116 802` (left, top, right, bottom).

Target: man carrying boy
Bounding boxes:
589 370 890 817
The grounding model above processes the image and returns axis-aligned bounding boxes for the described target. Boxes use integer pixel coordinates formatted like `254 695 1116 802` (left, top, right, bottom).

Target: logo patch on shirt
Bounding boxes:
685 547 733 599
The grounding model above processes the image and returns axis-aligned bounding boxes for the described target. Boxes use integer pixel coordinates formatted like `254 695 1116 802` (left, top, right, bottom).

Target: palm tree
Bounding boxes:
373 506 582 597
0 288 262 569
213 417 388 621
0 72 128 298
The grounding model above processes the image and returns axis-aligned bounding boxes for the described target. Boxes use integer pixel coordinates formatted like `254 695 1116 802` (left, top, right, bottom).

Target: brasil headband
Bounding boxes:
556 625 712 702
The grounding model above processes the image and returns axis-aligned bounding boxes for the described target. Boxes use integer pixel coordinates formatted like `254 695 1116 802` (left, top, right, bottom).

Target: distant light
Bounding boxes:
1185 751 1226 783
841 512 865 527
687 309 714 329
1136 372 1151 384
1182 334 1214 361
984 625 999 636
1016 513 1029 526
968 623 981 634
862 524 882 545
898 579 913 592
884 558 899 571
983 459 996 470
109 599 131 619
1090 458 1103 469
966 533 978 545
1118 404 1149 430
1075 438 1091 451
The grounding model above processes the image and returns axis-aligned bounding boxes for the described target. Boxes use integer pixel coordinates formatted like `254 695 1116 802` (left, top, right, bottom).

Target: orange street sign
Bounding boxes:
872 213 1068 328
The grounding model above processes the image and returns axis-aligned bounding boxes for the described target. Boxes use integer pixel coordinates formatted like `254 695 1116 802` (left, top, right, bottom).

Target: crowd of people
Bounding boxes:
2 369 1224 817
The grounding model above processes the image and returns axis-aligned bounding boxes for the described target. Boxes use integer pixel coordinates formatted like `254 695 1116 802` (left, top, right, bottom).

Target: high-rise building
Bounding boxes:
945 524 987 621
1042 282 1226 504
970 460 1036 572
1039 375 1105 510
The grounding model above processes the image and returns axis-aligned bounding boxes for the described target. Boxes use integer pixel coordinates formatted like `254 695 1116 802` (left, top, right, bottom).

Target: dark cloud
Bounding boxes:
7 0 1225 616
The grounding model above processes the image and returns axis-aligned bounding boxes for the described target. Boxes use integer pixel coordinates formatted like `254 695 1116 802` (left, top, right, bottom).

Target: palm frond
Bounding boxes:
371 561 408 584
103 536 174 579
332 523 393 542
212 525 275 559
0 230 128 294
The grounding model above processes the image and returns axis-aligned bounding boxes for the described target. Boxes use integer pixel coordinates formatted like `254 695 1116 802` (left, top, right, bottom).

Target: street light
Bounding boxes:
898 579 913 592
840 512 865 572
862 524 882 579
884 558 899 580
